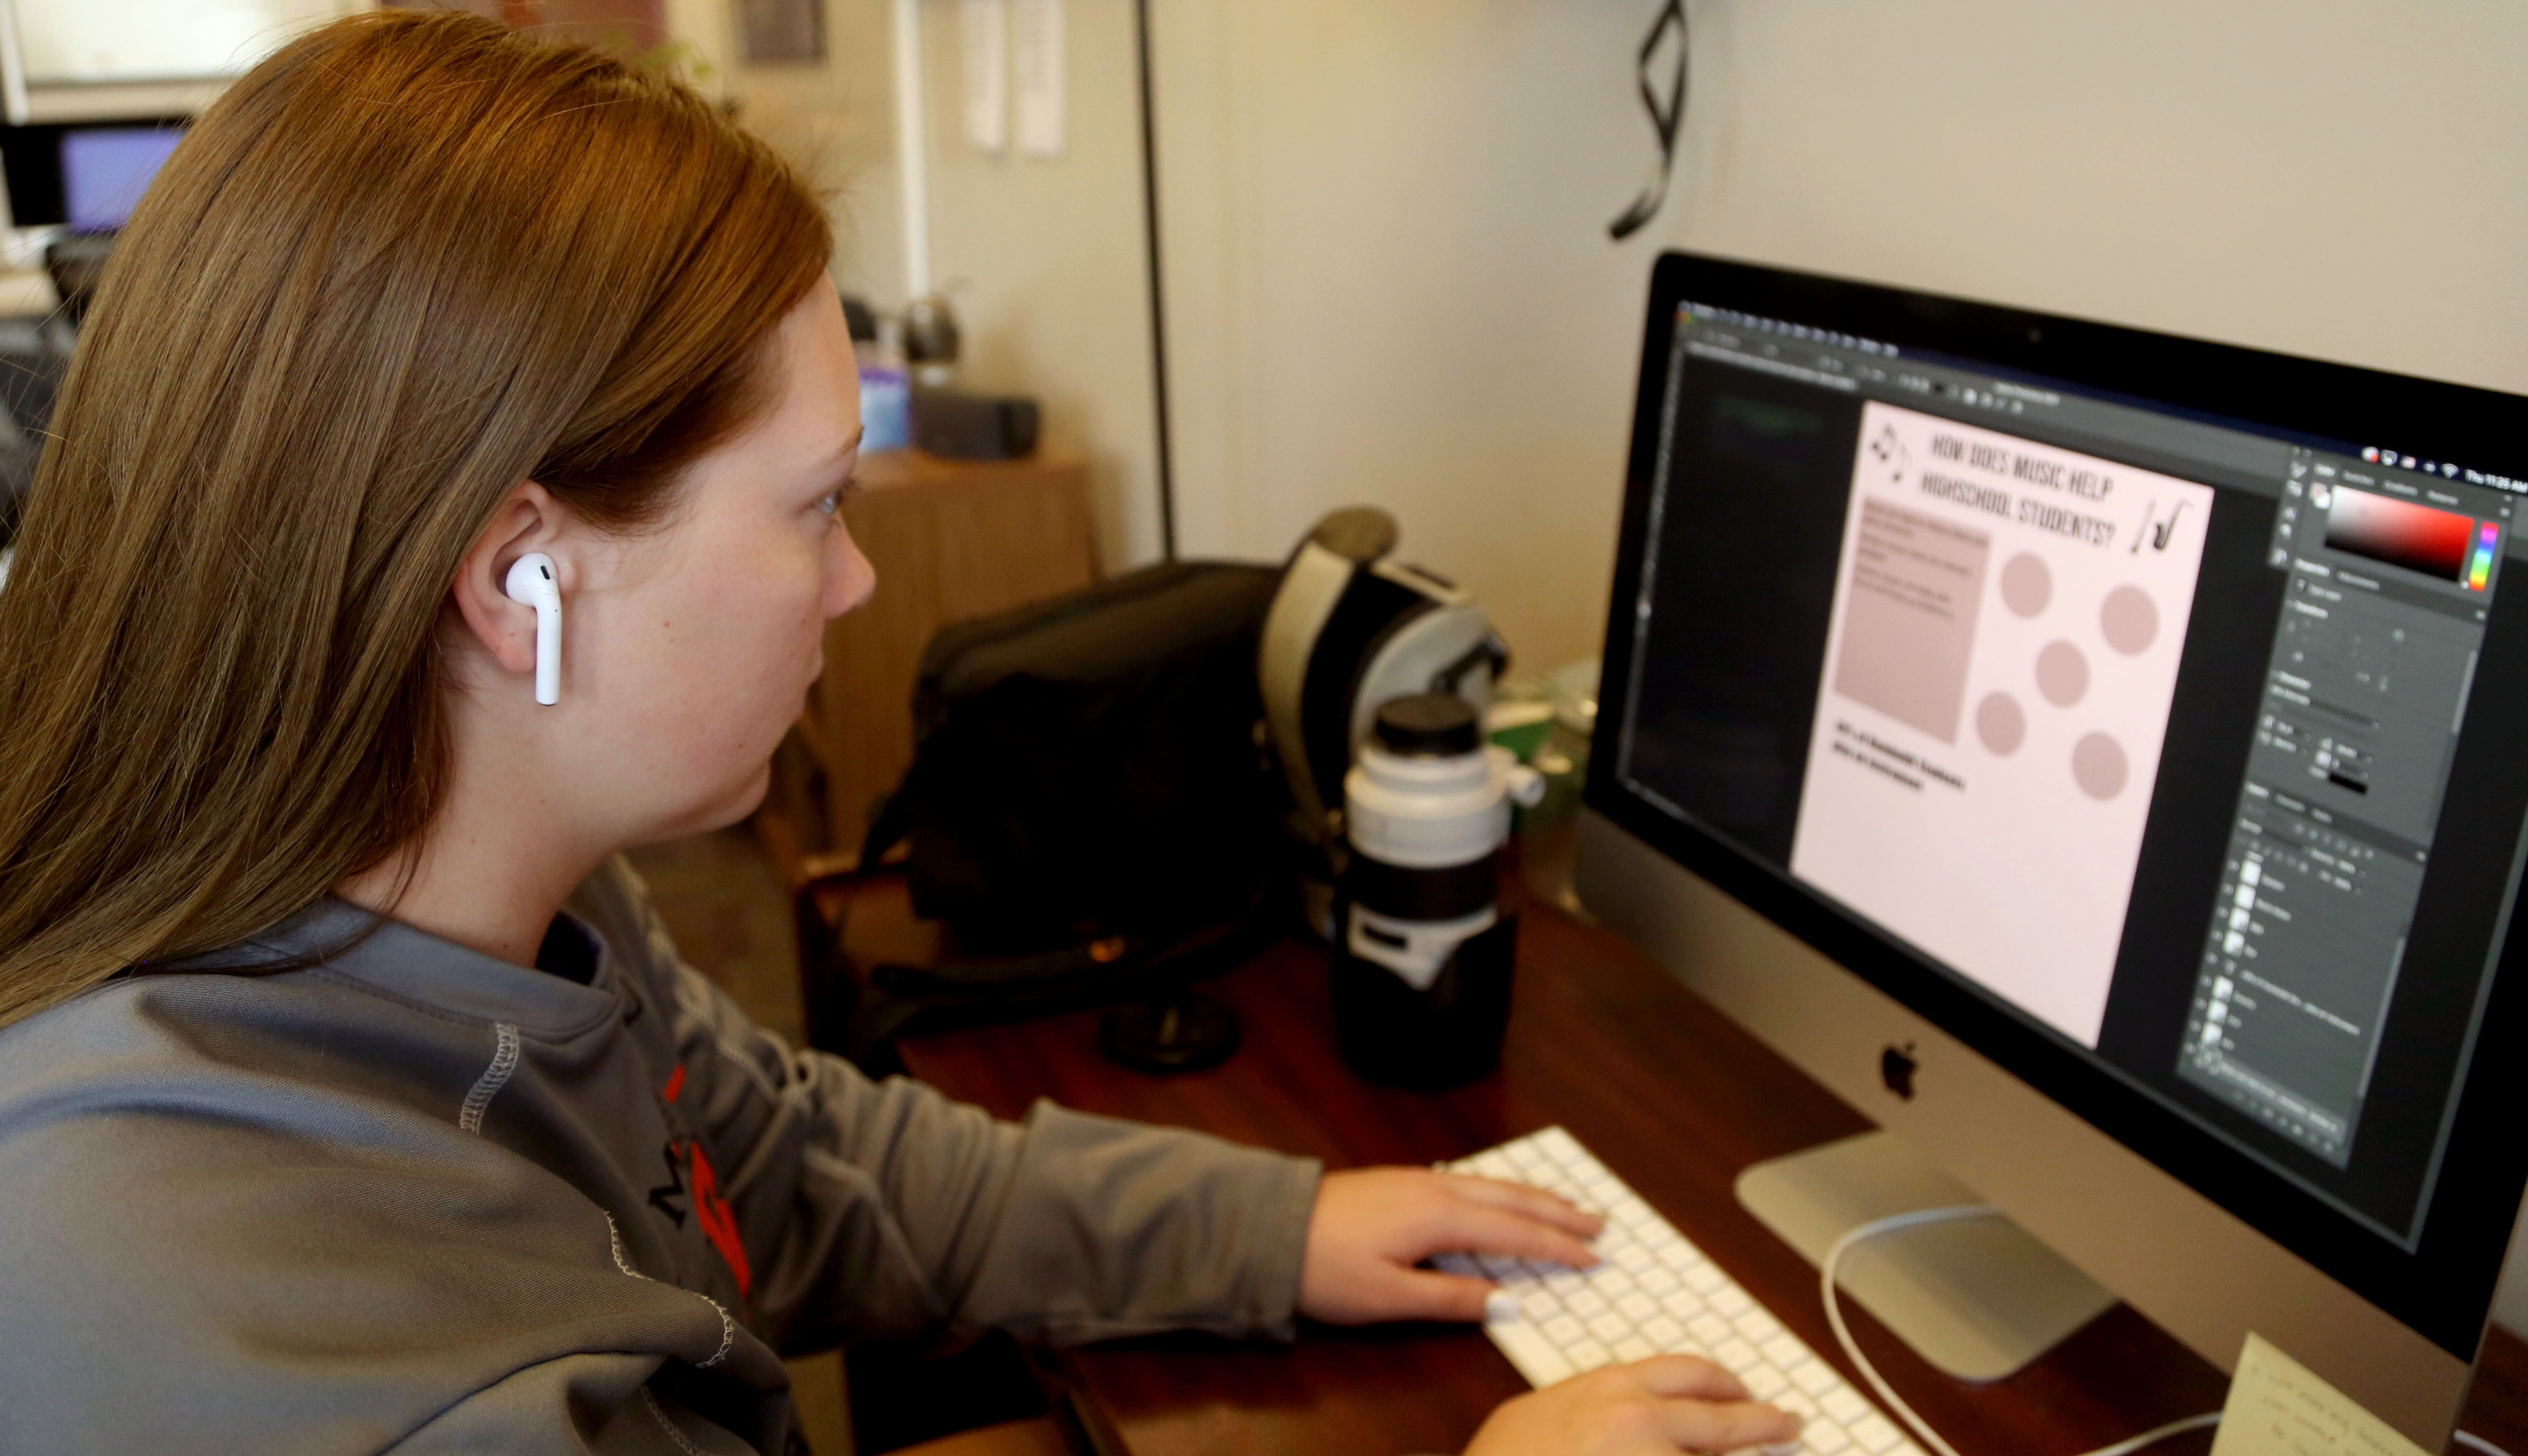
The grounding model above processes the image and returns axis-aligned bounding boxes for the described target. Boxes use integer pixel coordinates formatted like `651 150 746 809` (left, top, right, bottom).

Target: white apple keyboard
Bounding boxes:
1437 1126 1924 1456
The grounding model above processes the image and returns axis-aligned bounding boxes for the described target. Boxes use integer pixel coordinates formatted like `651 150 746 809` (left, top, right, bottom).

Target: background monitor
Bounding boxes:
1576 250 2528 1445
0 119 184 232
60 126 181 234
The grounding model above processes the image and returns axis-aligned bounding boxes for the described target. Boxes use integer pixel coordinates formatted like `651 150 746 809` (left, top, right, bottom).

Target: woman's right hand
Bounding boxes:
1463 1356 1802 1456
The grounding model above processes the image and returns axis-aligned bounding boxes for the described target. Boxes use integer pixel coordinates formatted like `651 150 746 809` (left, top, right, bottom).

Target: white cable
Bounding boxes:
2455 1433 2517 1456
2074 1413 2220 1456
1817 1205 1984 1456
1818 1204 2220 1456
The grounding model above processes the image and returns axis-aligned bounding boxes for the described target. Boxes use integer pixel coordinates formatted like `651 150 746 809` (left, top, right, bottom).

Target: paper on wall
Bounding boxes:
1014 0 1066 158
960 0 1008 154
2208 1333 2429 1456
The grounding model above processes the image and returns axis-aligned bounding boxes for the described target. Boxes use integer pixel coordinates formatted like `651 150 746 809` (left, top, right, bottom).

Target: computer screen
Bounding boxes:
60 126 181 234
1589 254 2528 1359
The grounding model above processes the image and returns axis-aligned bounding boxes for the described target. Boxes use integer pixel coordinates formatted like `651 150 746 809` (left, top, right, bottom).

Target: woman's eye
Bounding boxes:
817 488 842 516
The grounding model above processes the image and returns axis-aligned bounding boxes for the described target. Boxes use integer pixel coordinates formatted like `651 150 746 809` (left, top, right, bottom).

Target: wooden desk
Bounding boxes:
893 896 2528 1456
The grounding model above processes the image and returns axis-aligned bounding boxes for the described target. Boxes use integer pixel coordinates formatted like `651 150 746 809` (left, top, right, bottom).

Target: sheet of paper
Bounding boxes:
2209 1333 2430 1456
1014 0 1066 158
960 0 1008 153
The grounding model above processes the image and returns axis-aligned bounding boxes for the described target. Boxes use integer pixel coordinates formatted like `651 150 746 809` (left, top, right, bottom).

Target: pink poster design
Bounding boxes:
1790 400 2217 1047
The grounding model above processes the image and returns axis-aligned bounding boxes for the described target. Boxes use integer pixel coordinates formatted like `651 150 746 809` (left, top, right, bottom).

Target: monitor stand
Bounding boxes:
1735 1131 2116 1383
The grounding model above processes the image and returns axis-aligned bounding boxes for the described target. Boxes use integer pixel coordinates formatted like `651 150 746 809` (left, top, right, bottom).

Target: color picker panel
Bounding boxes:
2324 488 2475 582
2470 522 2500 592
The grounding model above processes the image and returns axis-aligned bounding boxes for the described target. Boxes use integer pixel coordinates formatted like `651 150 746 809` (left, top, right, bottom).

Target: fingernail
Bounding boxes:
1484 1291 1520 1323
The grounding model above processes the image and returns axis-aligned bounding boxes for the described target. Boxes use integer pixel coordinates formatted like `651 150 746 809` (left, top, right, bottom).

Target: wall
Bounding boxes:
666 0 910 316
918 0 1163 570
1154 0 1654 674
1154 0 2528 675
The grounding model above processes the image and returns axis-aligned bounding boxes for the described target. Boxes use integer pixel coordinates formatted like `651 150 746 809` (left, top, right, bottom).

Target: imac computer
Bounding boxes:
1576 251 2528 1445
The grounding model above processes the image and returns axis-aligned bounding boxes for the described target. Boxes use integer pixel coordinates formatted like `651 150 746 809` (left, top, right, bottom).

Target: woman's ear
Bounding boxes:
450 483 570 685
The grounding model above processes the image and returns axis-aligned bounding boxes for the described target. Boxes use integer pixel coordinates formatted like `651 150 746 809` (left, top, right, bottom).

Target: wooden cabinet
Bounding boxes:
772 448 1098 866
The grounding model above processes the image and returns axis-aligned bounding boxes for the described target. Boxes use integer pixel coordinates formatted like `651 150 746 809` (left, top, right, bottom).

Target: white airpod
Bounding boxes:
503 552 561 705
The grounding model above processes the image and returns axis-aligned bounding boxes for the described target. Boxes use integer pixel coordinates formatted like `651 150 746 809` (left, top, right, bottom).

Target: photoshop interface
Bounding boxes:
2178 457 2509 1162
1620 300 2528 1238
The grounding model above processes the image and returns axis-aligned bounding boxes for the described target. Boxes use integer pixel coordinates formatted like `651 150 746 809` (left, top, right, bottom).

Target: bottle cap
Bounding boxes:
1373 693 1481 757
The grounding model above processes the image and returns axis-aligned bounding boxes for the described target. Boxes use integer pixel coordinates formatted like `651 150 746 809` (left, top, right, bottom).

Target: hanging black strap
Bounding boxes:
1609 0 1690 241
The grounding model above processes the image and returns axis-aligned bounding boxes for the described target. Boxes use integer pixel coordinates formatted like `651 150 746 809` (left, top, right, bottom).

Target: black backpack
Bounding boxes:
821 560 1289 1066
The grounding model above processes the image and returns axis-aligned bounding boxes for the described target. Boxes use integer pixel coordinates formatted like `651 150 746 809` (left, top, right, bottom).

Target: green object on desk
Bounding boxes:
1485 698 1555 761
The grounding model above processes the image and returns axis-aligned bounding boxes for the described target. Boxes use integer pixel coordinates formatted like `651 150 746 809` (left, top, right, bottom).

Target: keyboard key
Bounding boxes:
1616 1291 1659 1322
1640 1314 1684 1347
1792 1359 1841 1397
1805 1421 1854 1453
1687 1313 1731 1345
1684 1262 1729 1295
1566 1288 1610 1319
1736 1308 1785 1343
1588 1311 1632 1342
1713 1337 1761 1372
1711 1285 1756 1318
1637 1264 1680 1296
1488 1313 1576 1388
1567 1337 1613 1371
1744 1364 1790 1399
1760 1334 1809 1369
1542 1314 1585 1346
1821 1388 1869 1425
1850 1414 1904 1453
1613 1335 1655 1363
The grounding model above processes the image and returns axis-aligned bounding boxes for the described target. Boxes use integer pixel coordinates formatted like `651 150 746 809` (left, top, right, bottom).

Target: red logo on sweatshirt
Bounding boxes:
649 1064 753 1299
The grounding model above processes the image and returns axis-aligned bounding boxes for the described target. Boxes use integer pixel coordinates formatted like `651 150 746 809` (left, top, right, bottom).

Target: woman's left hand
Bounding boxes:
1298 1166 1605 1325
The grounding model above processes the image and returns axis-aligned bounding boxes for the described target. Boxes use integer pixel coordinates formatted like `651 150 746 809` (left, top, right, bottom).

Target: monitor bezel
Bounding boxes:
1588 249 2528 1358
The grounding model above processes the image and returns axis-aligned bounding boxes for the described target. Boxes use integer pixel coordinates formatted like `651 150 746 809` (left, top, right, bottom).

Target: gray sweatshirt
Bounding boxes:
0 857 1323 1455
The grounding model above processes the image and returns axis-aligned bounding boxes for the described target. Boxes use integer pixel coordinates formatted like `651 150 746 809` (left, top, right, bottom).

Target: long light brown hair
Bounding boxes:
0 11 830 1028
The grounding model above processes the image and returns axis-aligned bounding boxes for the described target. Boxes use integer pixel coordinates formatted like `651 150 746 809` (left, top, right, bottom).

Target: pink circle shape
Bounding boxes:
2036 640 2089 707
2000 554 2052 618
2073 733 2129 801
1976 692 2026 756
2101 585 2159 655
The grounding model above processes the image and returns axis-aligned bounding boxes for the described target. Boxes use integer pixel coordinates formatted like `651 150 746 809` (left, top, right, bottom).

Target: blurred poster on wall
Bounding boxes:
738 0 824 65
962 0 1008 153
1013 0 1063 157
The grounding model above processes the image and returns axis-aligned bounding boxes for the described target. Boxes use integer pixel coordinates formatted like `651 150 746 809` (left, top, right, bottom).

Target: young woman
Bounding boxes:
0 15 1797 1455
